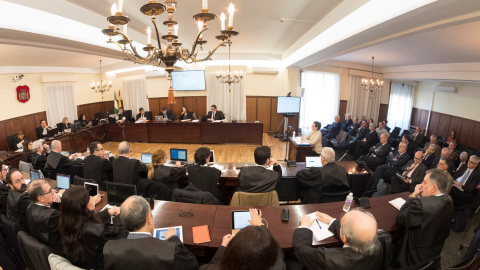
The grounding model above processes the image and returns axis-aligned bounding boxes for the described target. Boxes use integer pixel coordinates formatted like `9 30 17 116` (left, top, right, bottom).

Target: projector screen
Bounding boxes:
277 97 301 114
171 70 206 91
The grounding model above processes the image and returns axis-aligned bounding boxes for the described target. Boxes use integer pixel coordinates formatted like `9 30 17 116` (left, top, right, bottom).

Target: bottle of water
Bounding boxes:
292 131 296 138
343 192 353 212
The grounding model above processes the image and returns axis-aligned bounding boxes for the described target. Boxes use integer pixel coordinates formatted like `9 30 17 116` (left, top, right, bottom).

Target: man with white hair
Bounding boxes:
44 140 80 179
340 113 353 131
294 209 383 269
112 141 147 185
455 151 469 174
423 135 441 156
323 115 341 140
31 140 49 173
450 155 480 211
296 147 349 204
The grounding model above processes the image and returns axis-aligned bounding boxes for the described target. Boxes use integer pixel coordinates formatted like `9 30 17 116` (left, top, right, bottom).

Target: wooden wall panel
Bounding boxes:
437 114 451 138
246 97 257 121
0 111 47 151
378 104 389 124
0 122 7 151
448 116 462 139
410 107 429 130
148 96 207 118
427 112 440 137
196 96 207 116
419 109 429 129
270 98 284 132
472 123 480 149
256 98 272 133
339 100 347 122
458 119 474 146
77 101 114 121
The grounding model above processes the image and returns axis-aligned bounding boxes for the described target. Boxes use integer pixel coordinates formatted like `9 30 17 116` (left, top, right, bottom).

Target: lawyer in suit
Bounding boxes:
294 209 383 269
421 144 437 168
352 123 378 159
392 169 454 268
104 196 198 270
0 161 10 215
147 149 186 190
35 119 51 139
340 113 353 131
58 117 72 132
301 121 322 155
159 106 176 120
296 147 349 204
238 146 282 193
187 147 221 200
447 141 459 162
402 134 417 159
411 126 425 145
44 140 81 179
449 155 480 211
346 117 360 136
136 107 150 121
358 133 391 169
423 135 441 156
436 157 454 194
6 169 32 231
324 115 341 140
366 142 410 193
31 140 49 174
206 104 225 121
83 142 114 190
26 179 63 253
430 147 454 175
454 152 468 175
391 151 428 193
179 106 195 120
112 141 147 185
355 120 369 140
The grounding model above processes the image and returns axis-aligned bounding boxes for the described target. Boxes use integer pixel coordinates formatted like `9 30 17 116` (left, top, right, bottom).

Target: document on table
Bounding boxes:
292 138 311 146
389 198 406 210
304 212 334 244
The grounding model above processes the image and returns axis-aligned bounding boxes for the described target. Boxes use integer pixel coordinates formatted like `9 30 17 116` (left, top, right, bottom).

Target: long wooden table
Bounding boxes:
104 120 263 144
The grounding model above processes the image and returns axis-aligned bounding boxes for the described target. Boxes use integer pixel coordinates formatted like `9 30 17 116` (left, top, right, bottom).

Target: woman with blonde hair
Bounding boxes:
147 149 185 189
60 117 72 132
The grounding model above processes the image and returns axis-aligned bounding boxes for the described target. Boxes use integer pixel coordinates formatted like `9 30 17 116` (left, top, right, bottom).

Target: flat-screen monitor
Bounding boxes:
277 97 301 114
171 70 206 91
106 182 137 206
141 153 152 164
170 148 187 161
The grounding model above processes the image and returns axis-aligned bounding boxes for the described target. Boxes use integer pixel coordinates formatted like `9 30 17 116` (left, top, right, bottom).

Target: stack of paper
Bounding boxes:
304 212 334 244
389 198 406 210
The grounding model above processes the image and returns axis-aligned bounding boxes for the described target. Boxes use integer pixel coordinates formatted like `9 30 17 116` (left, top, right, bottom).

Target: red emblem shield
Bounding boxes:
16 85 30 103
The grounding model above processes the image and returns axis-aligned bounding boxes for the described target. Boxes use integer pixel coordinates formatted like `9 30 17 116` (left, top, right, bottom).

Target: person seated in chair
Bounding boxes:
301 121 322 156
103 196 198 270
35 119 51 139
375 121 388 139
294 209 383 269
83 142 114 190
323 115 341 140
8 131 25 151
346 117 360 136
423 135 441 156
206 104 225 121
6 169 32 231
341 113 353 131
238 146 281 193
430 147 454 175
136 107 150 122
391 151 428 194
296 147 349 204
357 133 391 170
44 140 81 179
422 144 437 168
78 114 88 127
449 155 480 212
382 119 390 132
116 107 126 123
112 141 147 185
0 161 10 215
411 126 424 145
26 179 63 253
365 142 410 194
447 141 459 163
159 106 176 121
31 140 49 174
147 149 185 190
187 147 221 200
179 106 195 121
352 123 378 159
58 117 72 133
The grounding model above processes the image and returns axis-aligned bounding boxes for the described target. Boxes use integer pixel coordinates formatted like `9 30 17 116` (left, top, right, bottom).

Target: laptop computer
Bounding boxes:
106 182 137 206
155 115 167 122
56 174 70 190
167 148 188 166
84 182 99 197
29 170 41 182
141 153 152 165
305 156 322 168
47 128 58 138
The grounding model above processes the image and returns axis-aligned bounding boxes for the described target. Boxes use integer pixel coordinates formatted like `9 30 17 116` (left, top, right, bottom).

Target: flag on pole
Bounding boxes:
114 91 118 114
114 91 123 114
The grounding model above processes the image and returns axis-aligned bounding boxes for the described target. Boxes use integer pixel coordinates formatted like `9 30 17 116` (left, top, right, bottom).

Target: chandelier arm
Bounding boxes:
189 41 226 62
108 39 157 62
151 17 163 51
189 27 210 58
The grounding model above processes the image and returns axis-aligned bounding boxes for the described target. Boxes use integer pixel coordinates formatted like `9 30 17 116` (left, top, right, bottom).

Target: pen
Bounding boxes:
316 219 322 229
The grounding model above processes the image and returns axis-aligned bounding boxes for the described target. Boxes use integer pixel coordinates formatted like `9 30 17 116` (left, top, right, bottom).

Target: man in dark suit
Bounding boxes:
340 113 353 131
136 107 150 122
103 195 198 270
412 126 424 145
188 147 221 200
116 107 126 123
366 142 410 193
392 169 454 268
449 155 480 211
346 117 360 136
355 120 369 140
112 141 147 185
35 119 51 139
423 135 441 156
294 209 383 269
31 140 49 174
26 179 63 253
447 141 459 163
455 151 468 174
323 115 341 140
352 123 378 159
296 147 349 203
206 104 225 121
6 169 32 231
430 147 454 175
83 142 114 190
357 133 390 170
238 146 281 193
44 140 81 179
0 161 10 215
391 151 428 193
159 106 176 121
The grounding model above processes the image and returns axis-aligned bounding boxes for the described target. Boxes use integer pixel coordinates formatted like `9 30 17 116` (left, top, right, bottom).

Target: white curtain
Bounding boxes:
387 82 414 131
346 75 381 124
299 71 340 133
121 75 149 113
44 82 77 126
206 73 246 121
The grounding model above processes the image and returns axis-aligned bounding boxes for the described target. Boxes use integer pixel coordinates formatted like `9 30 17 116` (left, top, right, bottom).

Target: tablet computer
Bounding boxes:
84 182 99 196
56 174 70 190
141 153 152 165
231 210 259 235
29 170 41 182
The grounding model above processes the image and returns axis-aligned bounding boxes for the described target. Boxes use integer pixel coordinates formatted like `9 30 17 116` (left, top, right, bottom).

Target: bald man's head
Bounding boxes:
340 209 377 253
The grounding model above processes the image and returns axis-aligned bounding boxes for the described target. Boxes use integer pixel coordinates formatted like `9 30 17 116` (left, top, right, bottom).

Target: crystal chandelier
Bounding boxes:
102 0 239 79
361 56 384 94
216 42 243 92
91 60 112 99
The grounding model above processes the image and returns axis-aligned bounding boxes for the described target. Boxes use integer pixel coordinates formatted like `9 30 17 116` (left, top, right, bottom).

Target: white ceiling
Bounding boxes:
1 0 480 76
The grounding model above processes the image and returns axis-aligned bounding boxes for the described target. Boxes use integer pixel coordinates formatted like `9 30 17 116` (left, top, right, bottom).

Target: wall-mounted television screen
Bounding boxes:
277 97 301 114
171 70 206 91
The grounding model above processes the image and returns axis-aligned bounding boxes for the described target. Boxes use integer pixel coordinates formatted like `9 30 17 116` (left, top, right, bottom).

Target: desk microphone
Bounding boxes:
223 113 237 123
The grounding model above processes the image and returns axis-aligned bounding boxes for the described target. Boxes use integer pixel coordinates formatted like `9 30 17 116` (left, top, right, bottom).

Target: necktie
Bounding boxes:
459 170 471 185
213 112 215 119
403 164 416 177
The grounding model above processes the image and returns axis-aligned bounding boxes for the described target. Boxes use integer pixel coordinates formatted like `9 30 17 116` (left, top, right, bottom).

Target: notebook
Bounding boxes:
192 225 211 244
389 198 406 210
303 212 334 244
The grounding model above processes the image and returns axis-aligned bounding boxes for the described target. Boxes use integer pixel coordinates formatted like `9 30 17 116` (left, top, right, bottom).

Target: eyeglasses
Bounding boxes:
40 188 53 196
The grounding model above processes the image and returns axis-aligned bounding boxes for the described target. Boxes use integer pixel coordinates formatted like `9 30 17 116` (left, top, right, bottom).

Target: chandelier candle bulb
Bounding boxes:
110 3 117 15
228 3 234 28
147 26 152 45
197 21 203 38
123 24 128 36
118 0 124 13
202 0 208 10
220 13 226 30
174 25 178 36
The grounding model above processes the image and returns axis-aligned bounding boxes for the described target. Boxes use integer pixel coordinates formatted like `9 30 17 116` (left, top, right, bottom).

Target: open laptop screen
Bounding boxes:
56 174 70 189
141 153 152 164
170 148 187 161
30 170 40 182
305 156 322 168
106 182 137 206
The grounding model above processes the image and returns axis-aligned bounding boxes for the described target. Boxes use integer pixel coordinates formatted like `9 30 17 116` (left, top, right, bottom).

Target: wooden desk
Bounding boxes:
288 137 315 162
104 121 263 144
